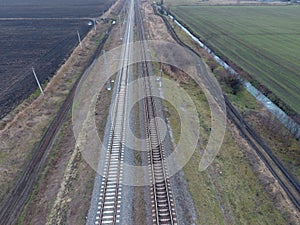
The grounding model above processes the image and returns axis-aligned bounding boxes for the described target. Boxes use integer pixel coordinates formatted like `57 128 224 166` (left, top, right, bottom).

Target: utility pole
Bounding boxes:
32 67 44 96
77 30 83 49
103 50 111 91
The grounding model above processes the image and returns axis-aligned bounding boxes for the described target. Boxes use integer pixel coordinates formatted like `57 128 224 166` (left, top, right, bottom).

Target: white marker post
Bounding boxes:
103 50 111 91
94 18 97 31
77 30 83 49
118 15 122 40
160 62 163 88
32 67 44 96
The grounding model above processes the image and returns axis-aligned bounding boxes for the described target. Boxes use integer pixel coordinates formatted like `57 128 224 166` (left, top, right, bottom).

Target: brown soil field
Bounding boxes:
0 0 115 118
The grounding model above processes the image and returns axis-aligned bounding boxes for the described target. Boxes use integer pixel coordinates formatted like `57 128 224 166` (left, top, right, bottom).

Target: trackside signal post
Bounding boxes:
103 50 111 91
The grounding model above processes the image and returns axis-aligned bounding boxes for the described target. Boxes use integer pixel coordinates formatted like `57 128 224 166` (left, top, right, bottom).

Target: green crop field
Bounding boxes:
171 5 300 114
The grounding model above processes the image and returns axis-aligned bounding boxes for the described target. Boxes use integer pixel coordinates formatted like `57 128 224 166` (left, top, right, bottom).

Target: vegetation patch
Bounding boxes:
163 68 290 224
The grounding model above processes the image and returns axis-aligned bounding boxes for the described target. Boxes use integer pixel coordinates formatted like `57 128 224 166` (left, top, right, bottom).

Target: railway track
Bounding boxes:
94 1 178 224
95 72 127 224
142 75 177 225
93 0 134 224
154 4 300 210
135 0 177 224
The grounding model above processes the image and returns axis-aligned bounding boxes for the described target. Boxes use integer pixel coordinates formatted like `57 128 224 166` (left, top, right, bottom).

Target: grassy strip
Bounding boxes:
162 70 288 224
17 61 114 225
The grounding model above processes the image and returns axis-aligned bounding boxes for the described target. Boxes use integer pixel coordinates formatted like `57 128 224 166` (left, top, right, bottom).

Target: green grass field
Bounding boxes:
171 5 300 114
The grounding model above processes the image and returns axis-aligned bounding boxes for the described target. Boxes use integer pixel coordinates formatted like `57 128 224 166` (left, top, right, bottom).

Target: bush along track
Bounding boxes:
0 22 114 225
153 3 300 211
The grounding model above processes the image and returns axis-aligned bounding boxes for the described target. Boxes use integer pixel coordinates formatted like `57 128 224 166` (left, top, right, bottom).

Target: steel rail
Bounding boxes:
94 0 135 224
135 1 177 224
